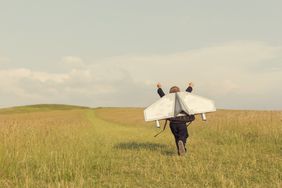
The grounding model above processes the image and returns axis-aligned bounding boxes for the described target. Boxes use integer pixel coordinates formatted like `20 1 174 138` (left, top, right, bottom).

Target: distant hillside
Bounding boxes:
0 104 89 114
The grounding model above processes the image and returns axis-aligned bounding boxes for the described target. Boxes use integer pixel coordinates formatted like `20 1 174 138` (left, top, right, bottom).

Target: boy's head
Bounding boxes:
169 86 180 93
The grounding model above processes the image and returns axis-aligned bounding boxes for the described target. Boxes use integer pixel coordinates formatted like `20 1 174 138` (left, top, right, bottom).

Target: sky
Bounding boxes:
0 0 281 110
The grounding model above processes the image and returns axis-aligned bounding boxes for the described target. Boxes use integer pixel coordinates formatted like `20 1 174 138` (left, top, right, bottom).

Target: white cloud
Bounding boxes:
0 56 10 64
61 56 85 69
0 41 281 109
98 41 282 97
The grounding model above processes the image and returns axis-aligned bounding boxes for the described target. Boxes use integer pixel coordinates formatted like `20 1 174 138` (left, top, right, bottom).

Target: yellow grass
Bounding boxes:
0 105 281 187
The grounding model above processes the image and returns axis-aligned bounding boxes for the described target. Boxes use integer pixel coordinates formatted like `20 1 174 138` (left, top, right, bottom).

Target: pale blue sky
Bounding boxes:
0 0 282 109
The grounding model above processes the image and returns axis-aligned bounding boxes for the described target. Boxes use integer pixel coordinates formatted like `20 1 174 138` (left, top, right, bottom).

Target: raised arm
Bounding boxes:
157 83 165 97
186 82 193 93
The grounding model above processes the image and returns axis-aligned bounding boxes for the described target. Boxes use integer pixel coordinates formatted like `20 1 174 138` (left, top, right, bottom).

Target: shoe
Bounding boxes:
178 140 185 156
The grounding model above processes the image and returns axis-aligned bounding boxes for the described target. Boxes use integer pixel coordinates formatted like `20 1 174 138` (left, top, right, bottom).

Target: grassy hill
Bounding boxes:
0 104 89 114
0 105 281 187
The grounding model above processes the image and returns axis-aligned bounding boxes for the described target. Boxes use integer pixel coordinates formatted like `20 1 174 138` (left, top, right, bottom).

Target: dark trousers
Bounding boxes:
169 123 189 151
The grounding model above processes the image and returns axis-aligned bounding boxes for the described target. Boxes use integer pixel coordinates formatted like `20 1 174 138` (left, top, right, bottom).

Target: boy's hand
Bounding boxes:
188 82 194 87
157 83 162 88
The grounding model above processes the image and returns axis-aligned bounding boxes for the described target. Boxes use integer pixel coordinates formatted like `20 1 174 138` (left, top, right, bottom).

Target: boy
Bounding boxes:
156 82 195 156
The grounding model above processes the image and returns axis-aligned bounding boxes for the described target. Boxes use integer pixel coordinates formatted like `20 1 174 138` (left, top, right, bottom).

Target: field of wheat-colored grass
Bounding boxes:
0 105 281 187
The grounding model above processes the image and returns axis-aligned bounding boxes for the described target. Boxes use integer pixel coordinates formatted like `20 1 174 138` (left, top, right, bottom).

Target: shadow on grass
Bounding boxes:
114 141 176 156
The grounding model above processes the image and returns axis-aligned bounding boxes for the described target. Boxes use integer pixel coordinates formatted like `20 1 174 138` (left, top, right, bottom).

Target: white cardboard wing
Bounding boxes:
144 92 216 122
177 92 216 115
144 93 176 121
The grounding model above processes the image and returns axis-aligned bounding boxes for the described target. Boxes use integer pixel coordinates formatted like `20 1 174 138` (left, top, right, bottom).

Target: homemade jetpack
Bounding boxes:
144 92 216 137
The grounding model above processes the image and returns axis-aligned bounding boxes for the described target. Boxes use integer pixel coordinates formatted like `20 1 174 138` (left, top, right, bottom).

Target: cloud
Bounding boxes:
61 56 85 69
99 41 282 100
0 41 281 109
0 55 10 64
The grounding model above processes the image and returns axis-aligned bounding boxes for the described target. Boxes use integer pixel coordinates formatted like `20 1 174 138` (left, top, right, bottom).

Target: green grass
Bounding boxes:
0 104 88 114
0 105 281 187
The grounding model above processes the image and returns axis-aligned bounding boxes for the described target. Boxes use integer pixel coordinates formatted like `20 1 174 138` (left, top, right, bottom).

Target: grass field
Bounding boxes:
0 105 281 187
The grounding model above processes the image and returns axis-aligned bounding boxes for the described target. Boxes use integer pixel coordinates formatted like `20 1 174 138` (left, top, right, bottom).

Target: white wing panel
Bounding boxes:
175 93 190 115
144 93 176 121
174 95 183 116
177 92 216 115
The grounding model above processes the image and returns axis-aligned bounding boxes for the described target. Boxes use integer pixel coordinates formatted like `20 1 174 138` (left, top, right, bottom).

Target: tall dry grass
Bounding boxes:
0 106 281 187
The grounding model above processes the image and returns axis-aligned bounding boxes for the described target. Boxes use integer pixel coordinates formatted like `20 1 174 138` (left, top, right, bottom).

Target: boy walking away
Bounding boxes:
156 82 195 156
